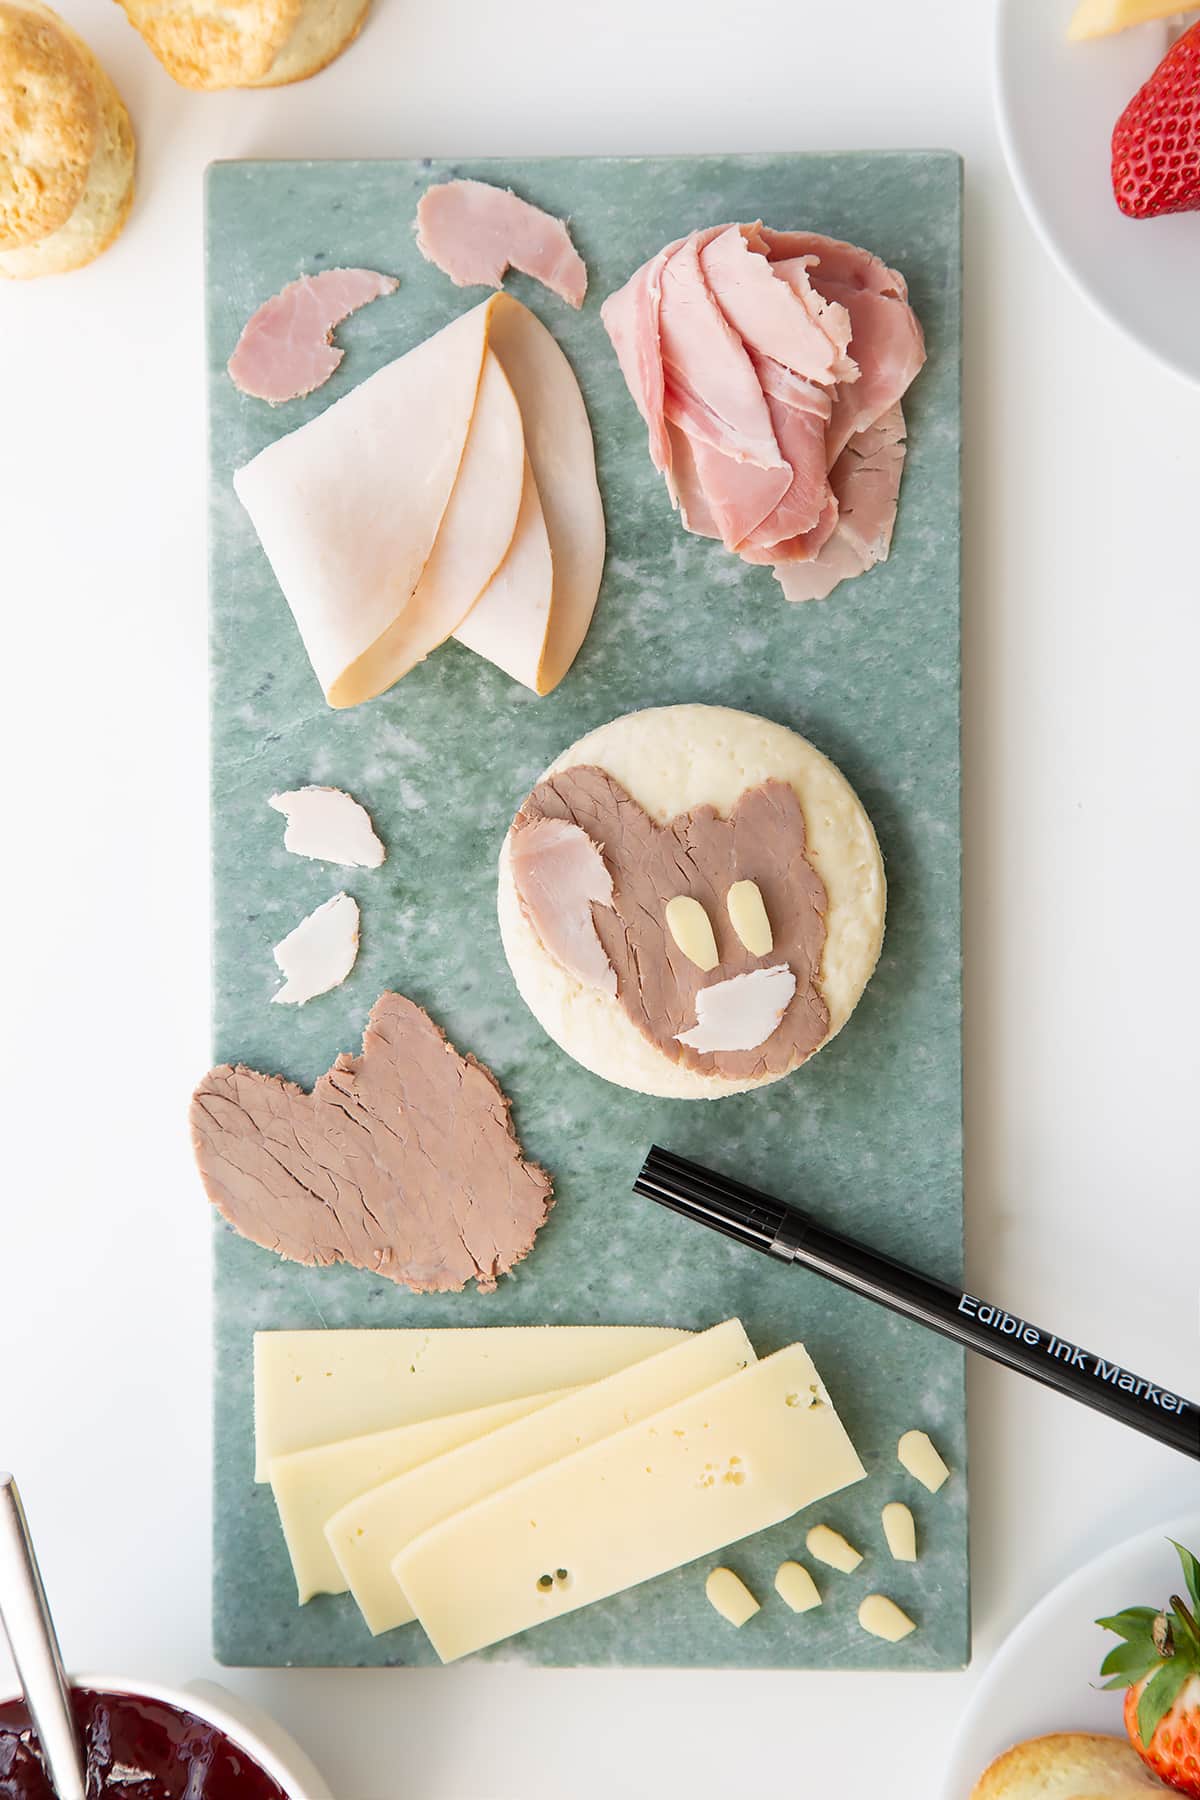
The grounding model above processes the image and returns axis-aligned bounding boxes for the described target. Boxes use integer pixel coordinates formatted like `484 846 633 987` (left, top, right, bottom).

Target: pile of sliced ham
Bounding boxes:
601 225 925 602
234 294 605 707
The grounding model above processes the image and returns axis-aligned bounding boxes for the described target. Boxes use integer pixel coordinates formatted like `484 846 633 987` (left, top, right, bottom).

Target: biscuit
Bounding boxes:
970 1731 1168 1798
0 0 134 278
499 704 886 1100
115 0 369 89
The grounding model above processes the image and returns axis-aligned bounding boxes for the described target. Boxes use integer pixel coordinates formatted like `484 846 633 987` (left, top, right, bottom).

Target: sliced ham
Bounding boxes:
228 269 397 404
603 222 924 601
416 179 587 309
698 225 856 387
775 404 908 603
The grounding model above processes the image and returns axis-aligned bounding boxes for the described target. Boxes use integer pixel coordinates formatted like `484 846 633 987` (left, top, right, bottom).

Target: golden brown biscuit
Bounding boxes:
115 0 369 88
971 1731 1169 1798
0 0 134 278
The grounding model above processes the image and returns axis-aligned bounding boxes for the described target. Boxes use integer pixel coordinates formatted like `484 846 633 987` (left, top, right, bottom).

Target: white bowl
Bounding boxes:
0 1674 333 1800
994 0 1200 385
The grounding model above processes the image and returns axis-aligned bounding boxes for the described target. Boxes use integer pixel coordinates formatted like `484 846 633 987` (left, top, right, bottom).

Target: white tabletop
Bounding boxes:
3 1 1199 1794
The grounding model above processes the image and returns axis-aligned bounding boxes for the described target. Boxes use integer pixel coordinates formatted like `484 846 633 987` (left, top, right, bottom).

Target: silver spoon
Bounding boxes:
0 1474 88 1799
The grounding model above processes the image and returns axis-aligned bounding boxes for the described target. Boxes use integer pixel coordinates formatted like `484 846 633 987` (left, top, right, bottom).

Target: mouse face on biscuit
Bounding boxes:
509 764 830 1082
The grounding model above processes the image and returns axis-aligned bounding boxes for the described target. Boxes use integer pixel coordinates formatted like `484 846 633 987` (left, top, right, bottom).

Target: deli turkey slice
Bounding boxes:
234 294 603 708
453 453 554 691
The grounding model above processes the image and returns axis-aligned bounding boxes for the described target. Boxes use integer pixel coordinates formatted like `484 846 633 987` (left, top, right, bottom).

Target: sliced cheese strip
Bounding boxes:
234 301 504 709
705 1567 759 1627
452 452 554 689
269 1391 572 1602
395 1342 865 1663
253 1326 688 1481
485 295 605 693
327 1319 756 1634
342 347 524 701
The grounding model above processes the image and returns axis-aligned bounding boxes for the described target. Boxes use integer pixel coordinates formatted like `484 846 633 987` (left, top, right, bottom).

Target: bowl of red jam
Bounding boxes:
0 1677 332 1799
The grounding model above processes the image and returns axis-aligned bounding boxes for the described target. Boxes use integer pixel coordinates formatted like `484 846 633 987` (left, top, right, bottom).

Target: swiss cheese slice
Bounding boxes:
394 1342 865 1663
234 302 497 708
325 1319 756 1635
253 1326 688 1481
452 451 554 690
269 1390 572 1602
485 295 606 693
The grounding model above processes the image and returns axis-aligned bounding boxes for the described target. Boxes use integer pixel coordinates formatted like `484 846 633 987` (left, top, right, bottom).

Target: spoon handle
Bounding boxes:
0 1474 88 1800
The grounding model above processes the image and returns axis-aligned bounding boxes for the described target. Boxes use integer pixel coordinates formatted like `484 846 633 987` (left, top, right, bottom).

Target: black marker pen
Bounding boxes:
634 1145 1199 1462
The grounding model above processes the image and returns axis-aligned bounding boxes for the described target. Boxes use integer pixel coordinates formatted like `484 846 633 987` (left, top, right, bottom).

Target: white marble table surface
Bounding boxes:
2 0 1198 1792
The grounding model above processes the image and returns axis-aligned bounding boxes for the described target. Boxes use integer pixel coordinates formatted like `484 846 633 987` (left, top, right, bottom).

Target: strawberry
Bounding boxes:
1099 1540 1200 1795
1111 20 1200 218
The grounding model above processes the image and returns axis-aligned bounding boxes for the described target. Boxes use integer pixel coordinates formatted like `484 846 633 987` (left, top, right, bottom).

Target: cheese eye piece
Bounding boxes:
897 1430 950 1493
665 895 719 971
705 1567 760 1627
881 1502 917 1562
857 1594 916 1642
726 879 773 956
774 1561 821 1613
805 1524 863 1573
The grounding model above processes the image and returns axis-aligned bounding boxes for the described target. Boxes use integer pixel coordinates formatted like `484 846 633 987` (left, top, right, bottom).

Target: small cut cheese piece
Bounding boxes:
269 1392 568 1602
253 1326 688 1480
394 1342 865 1663
269 786 385 868
726 879 773 956
664 895 720 971
774 1560 821 1612
806 1524 862 1573
327 1320 756 1634
881 1501 917 1563
858 1593 916 1643
270 891 359 1004
898 1430 950 1493
705 1568 760 1628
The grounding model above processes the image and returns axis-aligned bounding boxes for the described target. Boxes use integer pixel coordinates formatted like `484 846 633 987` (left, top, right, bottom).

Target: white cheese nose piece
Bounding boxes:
705 1567 760 1628
806 1524 862 1573
858 1594 916 1642
881 1501 917 1562
675 964 797 1053
898 1430 950 1493
269 787 385 868
270 892 360 1005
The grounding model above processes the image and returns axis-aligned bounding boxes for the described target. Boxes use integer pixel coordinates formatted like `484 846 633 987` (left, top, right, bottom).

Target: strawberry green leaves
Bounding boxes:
1098 1542 1200 1751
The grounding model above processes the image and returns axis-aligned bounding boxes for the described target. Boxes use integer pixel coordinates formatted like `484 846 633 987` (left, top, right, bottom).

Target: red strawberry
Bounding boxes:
1099 1540 1200 1795
1111 20 1200 218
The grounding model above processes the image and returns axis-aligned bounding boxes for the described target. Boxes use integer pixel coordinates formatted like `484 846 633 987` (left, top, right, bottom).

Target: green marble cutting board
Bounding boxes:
206 152 964 1671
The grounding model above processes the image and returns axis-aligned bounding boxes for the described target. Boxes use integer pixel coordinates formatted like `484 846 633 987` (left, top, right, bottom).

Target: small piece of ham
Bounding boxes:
269 786 386 868
602 224 925 600
508 817 617 995
271 892 360 1005
228 269 397 404
416 179 587 309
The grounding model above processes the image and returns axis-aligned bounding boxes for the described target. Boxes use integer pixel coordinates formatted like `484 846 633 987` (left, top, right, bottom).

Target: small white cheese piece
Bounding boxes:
269 787 386 868
898 1430 950 1493
665 896 719 971
726 879 773 956
858 1594 916 1642
774 1560 821 1613
675 965 798 1054
806 1524 863 1574
881 1501 917 1562
705 1567 760 1628
271 892 360 1005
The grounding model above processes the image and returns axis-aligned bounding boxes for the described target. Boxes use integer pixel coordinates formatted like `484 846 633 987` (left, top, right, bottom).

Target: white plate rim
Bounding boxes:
940 1507 1200 1799
992 0 1200 390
